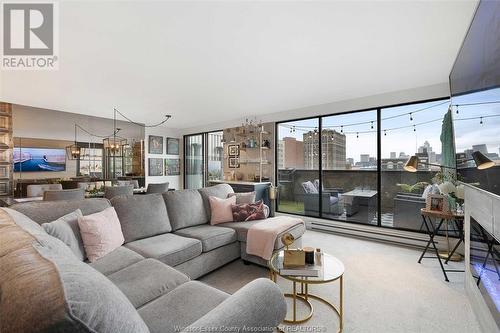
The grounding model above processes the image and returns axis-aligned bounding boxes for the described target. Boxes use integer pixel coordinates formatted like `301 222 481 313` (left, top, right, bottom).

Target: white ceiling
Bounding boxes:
0 0 477 129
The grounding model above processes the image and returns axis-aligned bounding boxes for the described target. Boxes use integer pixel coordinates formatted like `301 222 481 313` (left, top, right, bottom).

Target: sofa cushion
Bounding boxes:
163 189 207 230
10 198 111 224
2 207 47 236
108 258 190 308
209 195 236 225
78 207 125 262
125 233 202 266
198 184 234 219
228 191 256 204
218 216 307 249
89 246 144 276
42 209 86 261
111 194 172 243
174 225 237 252
138 281 228 333
0 209 149 333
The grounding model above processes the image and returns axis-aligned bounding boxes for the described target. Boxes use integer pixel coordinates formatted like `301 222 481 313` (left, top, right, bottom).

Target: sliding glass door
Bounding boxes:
184 134 204 189
321 110 378 225
184 130 224 189
276 97 457 233
276 119 320 217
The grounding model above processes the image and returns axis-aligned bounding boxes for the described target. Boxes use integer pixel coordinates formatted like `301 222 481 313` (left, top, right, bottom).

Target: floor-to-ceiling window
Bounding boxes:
185 134 204 189
184 130 224 189
381 99 449 231
322 110 378 225
276 119 320 217
276 97 457 233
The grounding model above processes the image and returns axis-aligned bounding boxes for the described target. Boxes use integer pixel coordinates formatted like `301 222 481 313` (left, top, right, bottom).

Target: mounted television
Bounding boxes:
13 147 66 172
450 0 500 195
450 1 500 96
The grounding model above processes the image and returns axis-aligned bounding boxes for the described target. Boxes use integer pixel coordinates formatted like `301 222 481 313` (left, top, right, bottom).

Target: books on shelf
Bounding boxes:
276 252 323 277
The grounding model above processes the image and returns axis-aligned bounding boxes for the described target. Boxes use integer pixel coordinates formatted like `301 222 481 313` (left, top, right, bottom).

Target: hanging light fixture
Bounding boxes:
65 124 87 160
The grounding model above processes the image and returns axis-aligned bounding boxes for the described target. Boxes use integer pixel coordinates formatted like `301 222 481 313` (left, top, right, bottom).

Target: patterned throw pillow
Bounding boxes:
231 200 267 222
302 181 318 194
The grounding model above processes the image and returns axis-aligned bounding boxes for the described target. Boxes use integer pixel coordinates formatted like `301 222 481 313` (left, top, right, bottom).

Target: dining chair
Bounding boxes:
43 188 85 201
104 185 134 199
27 184 63 198
146 182 169 194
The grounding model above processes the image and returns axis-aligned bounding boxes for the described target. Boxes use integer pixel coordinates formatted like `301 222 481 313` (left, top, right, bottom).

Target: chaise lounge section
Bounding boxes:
2 184 305 332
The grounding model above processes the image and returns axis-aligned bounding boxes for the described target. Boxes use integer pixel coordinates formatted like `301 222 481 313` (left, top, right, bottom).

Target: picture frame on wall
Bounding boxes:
148 135 163 154
228 157 239 168
165 158 180 175
228 144 239 157
148 158 164 176
167 137 180 155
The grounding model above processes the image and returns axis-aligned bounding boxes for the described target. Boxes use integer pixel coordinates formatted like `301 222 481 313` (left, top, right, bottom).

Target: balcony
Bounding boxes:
277 166 500 232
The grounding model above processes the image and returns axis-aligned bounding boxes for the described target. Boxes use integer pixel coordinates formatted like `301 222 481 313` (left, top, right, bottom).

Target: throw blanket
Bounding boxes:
246 216 305 260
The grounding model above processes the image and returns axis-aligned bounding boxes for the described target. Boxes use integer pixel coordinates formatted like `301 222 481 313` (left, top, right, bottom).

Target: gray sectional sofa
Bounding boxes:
1 184 305 333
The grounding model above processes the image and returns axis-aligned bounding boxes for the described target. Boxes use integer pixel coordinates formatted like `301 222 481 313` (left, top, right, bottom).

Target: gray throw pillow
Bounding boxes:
42 209 86 261
227 191 256 204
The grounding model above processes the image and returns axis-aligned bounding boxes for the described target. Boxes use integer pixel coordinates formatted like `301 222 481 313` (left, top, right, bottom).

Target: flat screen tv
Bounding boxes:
449 0 500 96
13 147 66 172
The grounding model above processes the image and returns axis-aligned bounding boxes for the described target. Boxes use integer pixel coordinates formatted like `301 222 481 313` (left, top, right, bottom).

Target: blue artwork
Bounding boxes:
14 147 66 172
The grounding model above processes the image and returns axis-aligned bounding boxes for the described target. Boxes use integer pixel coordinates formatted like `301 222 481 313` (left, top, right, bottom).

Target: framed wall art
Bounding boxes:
228 144 239 157
148 135 163 154
148 158 164 176
228 157 240 168
165 158 180 176
167 137 180 155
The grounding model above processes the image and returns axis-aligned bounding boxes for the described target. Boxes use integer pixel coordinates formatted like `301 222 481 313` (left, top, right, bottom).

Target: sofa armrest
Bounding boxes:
182 278 286 333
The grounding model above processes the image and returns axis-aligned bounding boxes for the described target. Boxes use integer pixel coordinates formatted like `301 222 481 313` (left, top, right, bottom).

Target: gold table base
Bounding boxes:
270 272 343 332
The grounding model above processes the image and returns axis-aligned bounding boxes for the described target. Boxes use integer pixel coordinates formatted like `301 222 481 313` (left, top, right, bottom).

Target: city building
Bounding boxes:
278 137 304 169
303 129 346 169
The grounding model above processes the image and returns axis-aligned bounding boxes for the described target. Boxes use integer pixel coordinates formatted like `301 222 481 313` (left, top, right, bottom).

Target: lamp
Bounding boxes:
471 151 496 170
65 124 87 160
403 151 495 172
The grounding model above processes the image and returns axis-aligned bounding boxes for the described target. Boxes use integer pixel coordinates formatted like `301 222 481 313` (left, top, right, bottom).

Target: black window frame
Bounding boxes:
274 96 450 234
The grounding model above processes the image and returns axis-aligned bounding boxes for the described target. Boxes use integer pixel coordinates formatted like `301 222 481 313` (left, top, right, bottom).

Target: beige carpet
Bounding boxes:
200 230 482 333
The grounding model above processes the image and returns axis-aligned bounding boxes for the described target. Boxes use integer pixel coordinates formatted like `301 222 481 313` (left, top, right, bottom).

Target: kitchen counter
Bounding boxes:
208 180 271 208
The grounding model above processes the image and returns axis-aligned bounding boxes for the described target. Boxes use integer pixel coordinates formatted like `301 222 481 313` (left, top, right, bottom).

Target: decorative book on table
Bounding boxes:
276 252 324 277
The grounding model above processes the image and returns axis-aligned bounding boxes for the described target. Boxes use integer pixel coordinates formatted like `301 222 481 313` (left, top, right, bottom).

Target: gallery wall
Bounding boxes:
144 126 183 190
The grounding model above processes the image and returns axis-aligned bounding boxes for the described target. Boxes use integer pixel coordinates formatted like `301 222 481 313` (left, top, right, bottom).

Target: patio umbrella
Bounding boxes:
440 106 456 180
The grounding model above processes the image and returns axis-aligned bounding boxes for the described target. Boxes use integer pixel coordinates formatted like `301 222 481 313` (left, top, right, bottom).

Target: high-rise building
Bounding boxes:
418 140 436 163
472 144 488 154
360 154 369 163
278 137 304 169
303 129 346 169
390 152 396 159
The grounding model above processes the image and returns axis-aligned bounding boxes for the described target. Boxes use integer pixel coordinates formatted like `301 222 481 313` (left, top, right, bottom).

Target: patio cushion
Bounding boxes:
125 233 202 266
108 258 190 308
89 246 144 276
138 281 229 333
174 225 237 252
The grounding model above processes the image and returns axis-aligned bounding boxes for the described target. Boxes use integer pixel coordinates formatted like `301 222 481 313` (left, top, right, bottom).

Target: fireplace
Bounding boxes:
470 217 500 328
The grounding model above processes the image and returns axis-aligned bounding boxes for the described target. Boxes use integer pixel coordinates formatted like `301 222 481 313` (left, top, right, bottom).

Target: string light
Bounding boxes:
413 125 416 132
410 113 413 121
480 117 483 125
356 132 359 138
371 121 374 129
456 106 459 114
384 130 387 136
340 125 343 133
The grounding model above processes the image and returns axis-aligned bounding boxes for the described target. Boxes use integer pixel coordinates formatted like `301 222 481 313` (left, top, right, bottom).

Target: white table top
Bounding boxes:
342 189 378 198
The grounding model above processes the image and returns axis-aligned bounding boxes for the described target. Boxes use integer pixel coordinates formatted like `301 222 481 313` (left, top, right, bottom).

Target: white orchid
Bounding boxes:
438 181 456 195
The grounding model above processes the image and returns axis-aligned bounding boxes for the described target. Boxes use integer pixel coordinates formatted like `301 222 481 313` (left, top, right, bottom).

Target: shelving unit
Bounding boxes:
0 103 13 196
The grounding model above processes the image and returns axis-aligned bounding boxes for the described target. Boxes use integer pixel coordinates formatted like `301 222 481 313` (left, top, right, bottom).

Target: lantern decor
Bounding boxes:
103 137 127 156
65 124 87 160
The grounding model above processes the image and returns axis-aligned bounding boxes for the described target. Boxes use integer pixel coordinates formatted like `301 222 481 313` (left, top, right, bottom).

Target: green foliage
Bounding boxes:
396 182 429 193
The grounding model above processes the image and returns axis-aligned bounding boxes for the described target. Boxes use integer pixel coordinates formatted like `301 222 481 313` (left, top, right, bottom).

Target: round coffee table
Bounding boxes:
268 251 344 332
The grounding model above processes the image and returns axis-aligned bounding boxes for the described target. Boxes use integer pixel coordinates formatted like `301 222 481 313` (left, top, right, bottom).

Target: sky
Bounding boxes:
278 88 500 163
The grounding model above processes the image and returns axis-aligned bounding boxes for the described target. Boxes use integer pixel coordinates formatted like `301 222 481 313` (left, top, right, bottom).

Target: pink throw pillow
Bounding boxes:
77 207 125 262
231 200 267 222
209 195 236 225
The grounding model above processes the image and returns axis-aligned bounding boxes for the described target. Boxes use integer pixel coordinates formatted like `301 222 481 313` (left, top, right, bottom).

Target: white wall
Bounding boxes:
144 126 183 190
181 82 449 135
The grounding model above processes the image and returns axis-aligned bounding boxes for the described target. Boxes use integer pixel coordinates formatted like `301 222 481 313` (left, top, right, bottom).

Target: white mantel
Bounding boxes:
464 183 500 333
